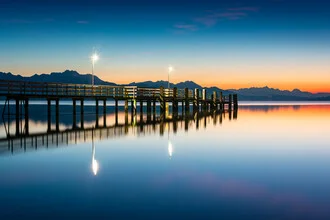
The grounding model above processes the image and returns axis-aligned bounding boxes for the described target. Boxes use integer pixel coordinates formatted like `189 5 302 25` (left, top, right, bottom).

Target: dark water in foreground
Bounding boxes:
0 102 330 219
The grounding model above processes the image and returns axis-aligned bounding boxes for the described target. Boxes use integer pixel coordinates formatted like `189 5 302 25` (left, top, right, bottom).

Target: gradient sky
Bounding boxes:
0 0 329 92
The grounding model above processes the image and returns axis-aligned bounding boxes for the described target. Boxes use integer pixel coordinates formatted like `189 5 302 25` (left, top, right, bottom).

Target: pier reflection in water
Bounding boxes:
0 103 237 155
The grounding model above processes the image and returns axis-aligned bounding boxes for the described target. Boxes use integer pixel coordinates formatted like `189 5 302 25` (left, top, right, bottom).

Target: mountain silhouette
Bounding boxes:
0 70 116 86
0 70 329 101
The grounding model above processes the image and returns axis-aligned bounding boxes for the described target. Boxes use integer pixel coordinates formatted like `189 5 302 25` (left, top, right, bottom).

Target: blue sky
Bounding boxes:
0 0 330 91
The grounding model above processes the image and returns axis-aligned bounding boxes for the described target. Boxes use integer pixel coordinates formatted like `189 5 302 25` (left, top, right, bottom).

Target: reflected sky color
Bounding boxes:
0 103 330 219
1 0 330 92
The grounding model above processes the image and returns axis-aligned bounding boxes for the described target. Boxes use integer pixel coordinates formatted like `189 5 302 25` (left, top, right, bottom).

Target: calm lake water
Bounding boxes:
0 102 330 219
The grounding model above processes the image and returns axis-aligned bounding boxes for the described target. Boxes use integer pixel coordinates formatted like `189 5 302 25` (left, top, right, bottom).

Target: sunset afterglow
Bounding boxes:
1 0 329 93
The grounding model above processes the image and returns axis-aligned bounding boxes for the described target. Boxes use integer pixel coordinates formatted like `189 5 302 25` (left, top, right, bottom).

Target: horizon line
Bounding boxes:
0 69 328 94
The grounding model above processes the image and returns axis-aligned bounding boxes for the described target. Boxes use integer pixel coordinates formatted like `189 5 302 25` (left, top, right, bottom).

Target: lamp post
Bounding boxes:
91 53 99 86
168 65 173 89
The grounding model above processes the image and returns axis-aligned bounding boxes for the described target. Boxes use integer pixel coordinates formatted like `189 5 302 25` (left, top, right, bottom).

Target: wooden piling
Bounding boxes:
220 92 223 110
25 99 29 134
229 94 232 111
55 99 59 131
124 99 128 115
96 99 99 127
47 99 51 132
184 88 189 113
131 99 137 115
173 87 178 115
125 108 129 127
212 91 217 111
194 88 199 112
103 99 107 127
147 100 151 122
80 99 84 128
233 94 238 110
153 100 156 119
159 86 165 113
202 89 207 112
15 99 19 136
73 99 76 128
140 100 143 123
115 99 118 126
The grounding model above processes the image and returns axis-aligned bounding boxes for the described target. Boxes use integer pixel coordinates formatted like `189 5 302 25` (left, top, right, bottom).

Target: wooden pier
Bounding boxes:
0 80 238 137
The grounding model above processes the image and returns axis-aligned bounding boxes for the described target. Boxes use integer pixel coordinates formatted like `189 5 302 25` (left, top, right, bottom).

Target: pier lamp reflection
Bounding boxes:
167 124 173 159
168 140 173 158
91 130 99 176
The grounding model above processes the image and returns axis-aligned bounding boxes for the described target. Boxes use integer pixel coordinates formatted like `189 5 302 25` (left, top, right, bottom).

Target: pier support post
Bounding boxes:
125 103 129 127
15 99 19 136
103 99 107 127
80 99 84 128
233 94 238 110
140 100 143 122
73 99 76 129
160 87 165 114
96 99 99 127
220 92 223 110
131 100 137 116
115 99 118 126
229 94 232 111
131 100 136 124
125 100 129 115
173 87 178 117
212 91 217 111
184 88 189 113
147 100 151 122
153 100 156 120
194 88 199 112
202 89 207 112
47 99 51 132
25 99 29 135
125 99 129 128
55 99 59 131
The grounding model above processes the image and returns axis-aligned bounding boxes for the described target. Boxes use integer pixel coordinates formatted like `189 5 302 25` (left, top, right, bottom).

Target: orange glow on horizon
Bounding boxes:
5 66 330 94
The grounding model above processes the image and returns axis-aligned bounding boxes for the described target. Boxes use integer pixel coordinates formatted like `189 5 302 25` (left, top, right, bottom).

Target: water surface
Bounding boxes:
0 103 330 219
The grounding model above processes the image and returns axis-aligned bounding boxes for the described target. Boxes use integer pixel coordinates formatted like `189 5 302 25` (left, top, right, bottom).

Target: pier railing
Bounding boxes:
0 80 131 98
0 80 233 102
